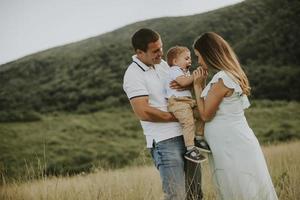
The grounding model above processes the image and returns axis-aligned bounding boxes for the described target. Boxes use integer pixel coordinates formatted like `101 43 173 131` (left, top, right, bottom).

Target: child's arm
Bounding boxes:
175 74 194 87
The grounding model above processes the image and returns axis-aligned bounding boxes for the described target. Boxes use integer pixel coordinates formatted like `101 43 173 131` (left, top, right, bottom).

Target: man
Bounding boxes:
123 28 202 200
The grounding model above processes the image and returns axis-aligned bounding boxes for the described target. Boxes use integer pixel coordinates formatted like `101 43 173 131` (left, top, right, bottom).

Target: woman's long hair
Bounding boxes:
193 32 251 96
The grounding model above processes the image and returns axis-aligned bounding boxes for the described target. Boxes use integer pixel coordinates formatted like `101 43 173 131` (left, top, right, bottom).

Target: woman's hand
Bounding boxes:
193 67 208 89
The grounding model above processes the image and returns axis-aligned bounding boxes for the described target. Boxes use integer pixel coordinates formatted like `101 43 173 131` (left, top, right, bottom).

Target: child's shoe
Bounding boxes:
184 147 207 163
195 138 211 153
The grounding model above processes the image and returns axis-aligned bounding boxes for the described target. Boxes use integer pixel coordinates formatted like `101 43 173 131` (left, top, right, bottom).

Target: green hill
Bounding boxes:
1 0 300 180
0 101 299 181
0 0 299 121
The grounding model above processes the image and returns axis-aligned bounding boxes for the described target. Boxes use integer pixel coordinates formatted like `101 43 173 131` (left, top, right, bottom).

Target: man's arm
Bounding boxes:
130 96 177 122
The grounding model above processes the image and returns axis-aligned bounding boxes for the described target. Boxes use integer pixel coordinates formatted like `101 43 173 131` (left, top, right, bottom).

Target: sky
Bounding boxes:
0 0 243 65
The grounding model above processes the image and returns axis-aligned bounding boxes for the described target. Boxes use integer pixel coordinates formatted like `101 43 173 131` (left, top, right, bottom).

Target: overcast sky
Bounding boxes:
0 0 243 65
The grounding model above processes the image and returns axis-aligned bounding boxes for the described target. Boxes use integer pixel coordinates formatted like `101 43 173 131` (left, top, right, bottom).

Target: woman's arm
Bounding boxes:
193 69 232 122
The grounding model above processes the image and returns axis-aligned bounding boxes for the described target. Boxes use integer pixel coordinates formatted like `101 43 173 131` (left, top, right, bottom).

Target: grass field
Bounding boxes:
1 141 299 200
0 100 299 181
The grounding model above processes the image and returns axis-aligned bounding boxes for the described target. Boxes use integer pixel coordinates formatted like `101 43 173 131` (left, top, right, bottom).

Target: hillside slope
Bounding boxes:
0 101 299 180
0 0 299 120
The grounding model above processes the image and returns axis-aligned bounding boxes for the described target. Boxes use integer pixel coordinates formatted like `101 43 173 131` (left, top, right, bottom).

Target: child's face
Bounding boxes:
174 51 192 69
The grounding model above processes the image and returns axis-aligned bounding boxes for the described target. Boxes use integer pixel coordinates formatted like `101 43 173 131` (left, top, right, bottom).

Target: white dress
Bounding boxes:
201 71 278 200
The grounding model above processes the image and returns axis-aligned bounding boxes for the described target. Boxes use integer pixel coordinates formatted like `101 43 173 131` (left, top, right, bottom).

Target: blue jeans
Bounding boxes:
150 136 202 200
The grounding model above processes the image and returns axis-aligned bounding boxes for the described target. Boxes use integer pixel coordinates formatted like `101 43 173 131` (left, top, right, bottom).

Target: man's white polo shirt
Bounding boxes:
123 55 182 148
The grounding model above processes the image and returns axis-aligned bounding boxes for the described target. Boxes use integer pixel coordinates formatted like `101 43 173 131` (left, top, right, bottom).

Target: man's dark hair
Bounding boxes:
131 28 160 52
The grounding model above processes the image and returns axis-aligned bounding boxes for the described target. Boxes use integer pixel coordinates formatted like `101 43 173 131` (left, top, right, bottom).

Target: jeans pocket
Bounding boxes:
149 147 161 169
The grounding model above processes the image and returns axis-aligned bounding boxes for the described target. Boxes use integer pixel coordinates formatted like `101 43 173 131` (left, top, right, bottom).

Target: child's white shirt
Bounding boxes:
165 65 192 98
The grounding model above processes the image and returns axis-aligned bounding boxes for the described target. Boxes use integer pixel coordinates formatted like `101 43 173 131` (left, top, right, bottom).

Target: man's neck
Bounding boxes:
136 55 154 68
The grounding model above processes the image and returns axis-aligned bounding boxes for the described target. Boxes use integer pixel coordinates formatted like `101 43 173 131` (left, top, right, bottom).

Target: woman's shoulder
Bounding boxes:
212 70 230 81
201 70 242 97
213 71 241 90
202 70 250 109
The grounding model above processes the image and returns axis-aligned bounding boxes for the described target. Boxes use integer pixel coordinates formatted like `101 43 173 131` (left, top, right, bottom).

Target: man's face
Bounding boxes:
138 38 163 66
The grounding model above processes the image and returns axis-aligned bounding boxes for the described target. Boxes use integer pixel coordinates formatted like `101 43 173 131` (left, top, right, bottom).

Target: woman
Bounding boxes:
192 32 278 200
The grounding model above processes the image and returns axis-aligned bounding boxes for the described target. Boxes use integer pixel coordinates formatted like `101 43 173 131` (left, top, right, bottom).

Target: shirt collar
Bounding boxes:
132 55 152 71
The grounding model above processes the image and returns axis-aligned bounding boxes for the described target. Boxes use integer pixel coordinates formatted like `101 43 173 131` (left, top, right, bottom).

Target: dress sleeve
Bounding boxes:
200 71 250 109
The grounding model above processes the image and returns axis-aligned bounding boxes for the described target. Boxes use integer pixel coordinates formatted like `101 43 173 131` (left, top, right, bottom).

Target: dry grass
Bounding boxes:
1 141 299 200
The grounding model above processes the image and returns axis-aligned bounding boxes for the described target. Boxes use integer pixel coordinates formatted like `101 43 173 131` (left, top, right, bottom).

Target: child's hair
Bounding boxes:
193 32 251 96
166 46 190 66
